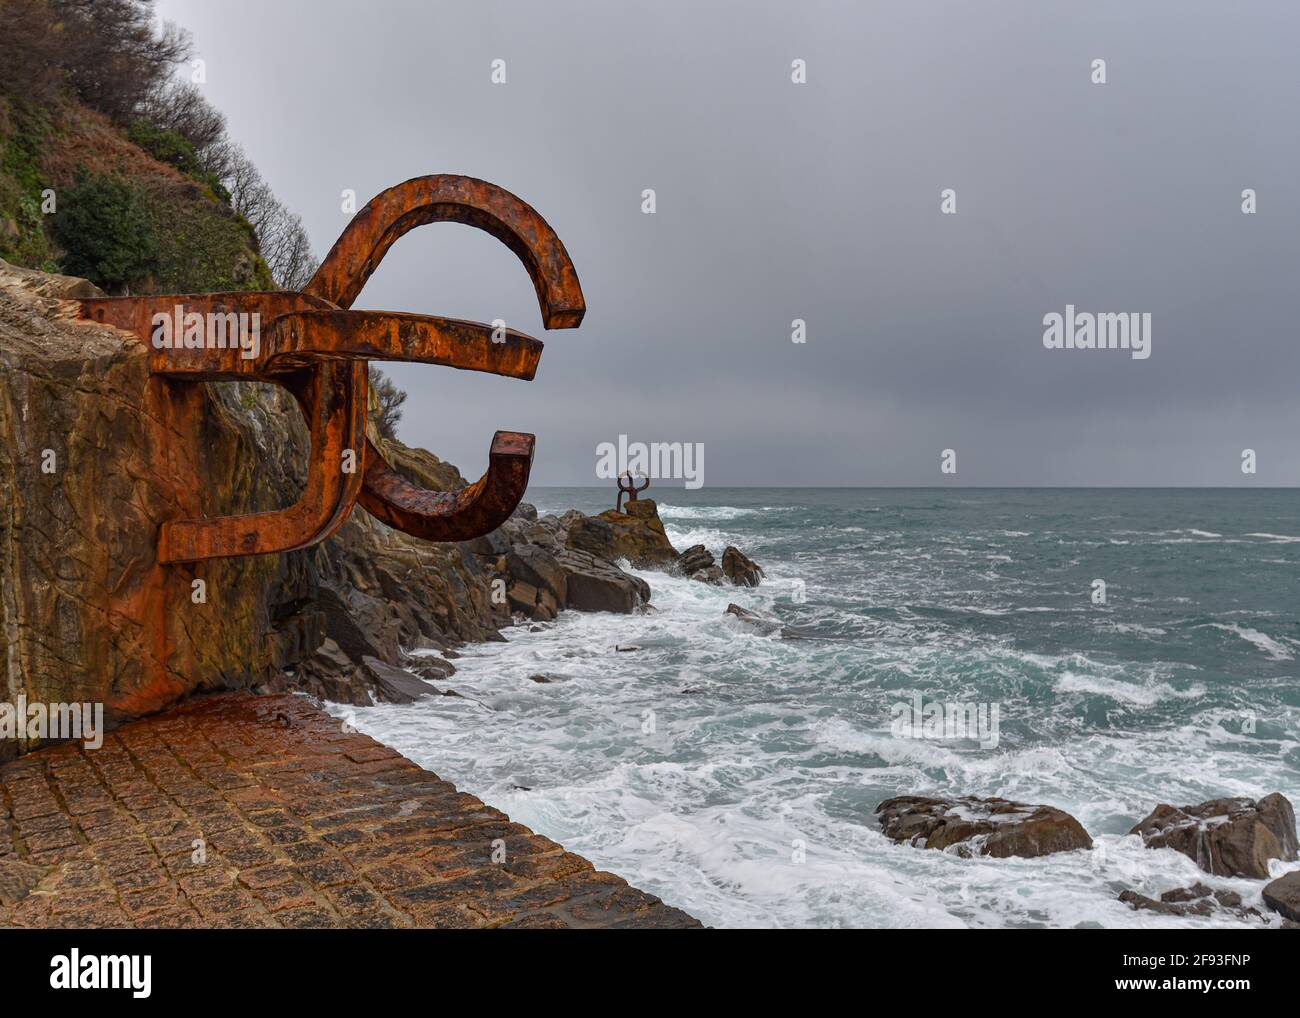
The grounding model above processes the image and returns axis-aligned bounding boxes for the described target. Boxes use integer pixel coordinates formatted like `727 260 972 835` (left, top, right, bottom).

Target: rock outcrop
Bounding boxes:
1262 871 1300 922
876 795 1093 858
721 545 764 587
1129 793 1298 879
566 499 678 567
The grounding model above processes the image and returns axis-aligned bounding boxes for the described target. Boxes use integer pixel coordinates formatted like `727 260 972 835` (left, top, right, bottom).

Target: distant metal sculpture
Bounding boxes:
76 175 584 562
616 471 649 512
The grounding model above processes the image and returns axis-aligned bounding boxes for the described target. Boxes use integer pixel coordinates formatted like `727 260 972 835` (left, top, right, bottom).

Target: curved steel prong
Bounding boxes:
158 360 367 563
358 430 534 541
302 175 585 541
305 175 585 328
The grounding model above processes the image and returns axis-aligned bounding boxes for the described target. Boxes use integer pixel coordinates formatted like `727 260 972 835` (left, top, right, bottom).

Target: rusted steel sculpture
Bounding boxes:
76 175 584 562
616 470 649 512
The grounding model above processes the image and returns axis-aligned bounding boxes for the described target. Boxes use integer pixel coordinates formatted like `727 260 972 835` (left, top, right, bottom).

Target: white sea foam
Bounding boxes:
1056 672 1205 706
322 493 1300 929
1202 623 1294 661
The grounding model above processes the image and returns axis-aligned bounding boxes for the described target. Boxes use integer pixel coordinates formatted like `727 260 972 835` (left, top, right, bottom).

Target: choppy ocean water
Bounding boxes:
326 488 1300 928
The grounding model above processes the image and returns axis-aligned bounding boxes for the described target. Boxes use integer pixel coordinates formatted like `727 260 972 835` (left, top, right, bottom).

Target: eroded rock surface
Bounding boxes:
876 795 1093 859
1129 793 1298 879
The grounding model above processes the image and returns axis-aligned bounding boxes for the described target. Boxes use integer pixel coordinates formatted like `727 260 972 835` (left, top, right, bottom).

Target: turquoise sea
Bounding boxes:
329 489 1300 928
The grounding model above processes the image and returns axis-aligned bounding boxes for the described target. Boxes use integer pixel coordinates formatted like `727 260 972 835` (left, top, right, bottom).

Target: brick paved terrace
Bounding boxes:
0 694 700 929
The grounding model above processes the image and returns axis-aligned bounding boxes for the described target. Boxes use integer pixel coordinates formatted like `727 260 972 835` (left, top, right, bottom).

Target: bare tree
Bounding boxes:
138 80 227 156
47 0 190 123
370 368 407 440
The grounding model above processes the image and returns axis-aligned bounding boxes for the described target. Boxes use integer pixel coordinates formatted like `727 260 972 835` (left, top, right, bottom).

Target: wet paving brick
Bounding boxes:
0 694 700 929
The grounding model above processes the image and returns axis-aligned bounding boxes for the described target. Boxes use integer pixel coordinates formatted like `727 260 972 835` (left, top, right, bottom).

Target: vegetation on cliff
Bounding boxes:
0 0 310 293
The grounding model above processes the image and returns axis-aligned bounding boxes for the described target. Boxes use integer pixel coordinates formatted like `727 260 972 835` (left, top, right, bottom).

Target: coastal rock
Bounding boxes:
725 602 783 635
275 638 371 706
721 545 764 587
1118 883 1262 922
566 498 678 567
404 654 456 682
1129 793 1298 879
554 548 650 613
1262 871 1300 922
359 656 438 704
679 544 723 584
876 795 1093 858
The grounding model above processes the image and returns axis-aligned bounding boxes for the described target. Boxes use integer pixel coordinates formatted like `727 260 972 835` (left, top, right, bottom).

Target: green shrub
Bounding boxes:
55 169 157 290
126 120 230 204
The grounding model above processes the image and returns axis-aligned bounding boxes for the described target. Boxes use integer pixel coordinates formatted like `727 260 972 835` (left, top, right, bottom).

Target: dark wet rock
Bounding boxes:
359 657 437 704
615 644 642 652
724 603 783 636
504 544 566 620
273 638 372 706
404 655 456 681
1119 889 1214 918
678 544 723 583
875 795 1093 859
1161 882 1215 903
1263 871 1300 922
1129 793 1298 879
721 545 764 587
554 548 650 613
1119 883 1263 922
527 674 554 684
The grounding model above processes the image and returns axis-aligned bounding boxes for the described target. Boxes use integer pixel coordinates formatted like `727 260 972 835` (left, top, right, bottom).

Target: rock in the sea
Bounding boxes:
1129 793 1298 879
721 545 764 587
566 498 679 567
724 602 783 635
359 657 438 704
875 795 1093 858
1262 870 1300 922
678 544 723 583
1118 883 1261 922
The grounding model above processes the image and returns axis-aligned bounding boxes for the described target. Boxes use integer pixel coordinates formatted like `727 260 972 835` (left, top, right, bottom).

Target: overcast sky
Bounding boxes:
156 0 1300 486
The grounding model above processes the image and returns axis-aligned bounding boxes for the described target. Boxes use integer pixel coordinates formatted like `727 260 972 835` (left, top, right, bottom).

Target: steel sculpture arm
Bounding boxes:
74 175 584 563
